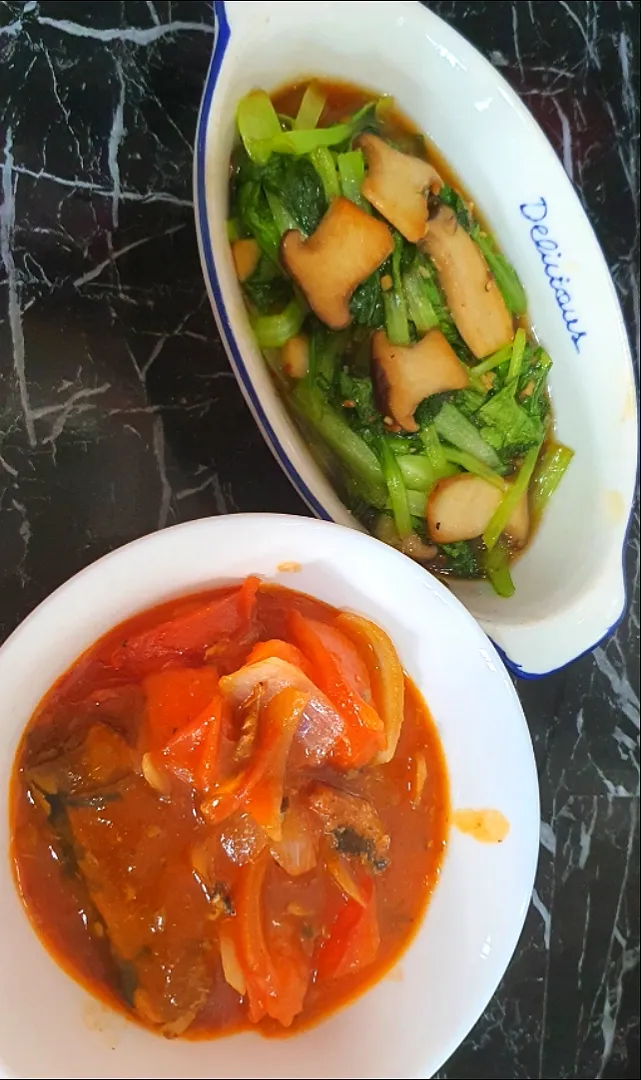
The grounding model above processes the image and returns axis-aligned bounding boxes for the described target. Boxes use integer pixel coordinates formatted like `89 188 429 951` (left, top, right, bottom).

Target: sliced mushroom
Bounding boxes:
426 473 529 545
356 133 443 243
375 514 438 561
420 205 513 359
281 196 393 330
371 327 470 433
231 237 260 282
281 334 309 379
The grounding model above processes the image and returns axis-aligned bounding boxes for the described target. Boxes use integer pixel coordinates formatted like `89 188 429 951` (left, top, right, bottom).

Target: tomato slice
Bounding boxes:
109 577 260 673
141 667 220 750
315 874 380 981
194 695 229 793
201 687 308 840
289 611 385 769
245 639 313 678
234 851 309 1027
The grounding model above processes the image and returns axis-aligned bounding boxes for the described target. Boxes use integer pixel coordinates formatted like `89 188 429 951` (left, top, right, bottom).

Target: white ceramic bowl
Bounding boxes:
0 514 538 1080
194 0 638 679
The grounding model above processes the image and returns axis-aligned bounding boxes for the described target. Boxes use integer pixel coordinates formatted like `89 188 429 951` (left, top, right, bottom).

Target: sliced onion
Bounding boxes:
141 752 171 794
326 851 368 907
336 612 405 765
219 932 247 996
270 800 318 877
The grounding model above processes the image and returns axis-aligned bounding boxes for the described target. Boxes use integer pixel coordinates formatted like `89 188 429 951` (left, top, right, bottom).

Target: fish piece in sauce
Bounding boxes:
66 774 213 1034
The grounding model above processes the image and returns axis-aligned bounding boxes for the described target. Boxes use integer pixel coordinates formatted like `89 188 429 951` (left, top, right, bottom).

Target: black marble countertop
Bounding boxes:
1 2 639 1077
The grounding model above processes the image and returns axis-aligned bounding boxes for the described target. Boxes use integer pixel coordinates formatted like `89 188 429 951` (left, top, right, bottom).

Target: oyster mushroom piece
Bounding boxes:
280 196 394 330
371 327 470 433
420 205 513 359
356 133 443 243
426 473 530 545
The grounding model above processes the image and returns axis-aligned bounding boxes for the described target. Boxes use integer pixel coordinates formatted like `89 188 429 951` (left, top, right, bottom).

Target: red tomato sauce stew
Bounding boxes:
10 579 449 1039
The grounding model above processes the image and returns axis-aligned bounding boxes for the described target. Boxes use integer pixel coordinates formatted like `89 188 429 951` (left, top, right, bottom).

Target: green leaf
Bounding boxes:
478 384 544 455
251 298 306 348
242 255 291 314
483 444 541 550
440 541 482 578
294 82 327 130
237 90 282 164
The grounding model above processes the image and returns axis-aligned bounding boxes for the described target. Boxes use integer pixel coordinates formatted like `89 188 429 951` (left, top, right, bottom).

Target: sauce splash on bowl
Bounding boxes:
452 808 510 843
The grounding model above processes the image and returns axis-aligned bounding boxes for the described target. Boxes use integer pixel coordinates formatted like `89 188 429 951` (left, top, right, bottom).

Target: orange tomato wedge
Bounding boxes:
109 577 260 672
289 611 385 769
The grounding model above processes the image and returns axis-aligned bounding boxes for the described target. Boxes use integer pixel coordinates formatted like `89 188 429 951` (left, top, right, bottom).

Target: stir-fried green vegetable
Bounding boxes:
228 82 573 596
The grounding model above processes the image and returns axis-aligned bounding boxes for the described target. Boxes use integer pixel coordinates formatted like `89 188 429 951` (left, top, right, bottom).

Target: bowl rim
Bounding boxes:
193 0 638 682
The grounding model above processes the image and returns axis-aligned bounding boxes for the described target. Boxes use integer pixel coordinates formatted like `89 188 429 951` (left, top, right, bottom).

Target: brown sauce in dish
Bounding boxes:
10 580 449 1040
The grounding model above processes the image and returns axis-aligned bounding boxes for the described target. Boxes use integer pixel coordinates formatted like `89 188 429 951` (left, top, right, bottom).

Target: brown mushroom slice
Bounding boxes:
371 328 470 433
281 196 394 330
426 473 529 545
356 133 443 243
421 205 513 359
231 237 260 283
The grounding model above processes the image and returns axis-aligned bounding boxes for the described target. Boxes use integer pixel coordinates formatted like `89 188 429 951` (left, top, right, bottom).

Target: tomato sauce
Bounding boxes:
10 581 449 1040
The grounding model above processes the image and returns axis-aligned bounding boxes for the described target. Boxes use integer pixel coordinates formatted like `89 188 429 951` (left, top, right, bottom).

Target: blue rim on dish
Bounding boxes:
195 0 633 681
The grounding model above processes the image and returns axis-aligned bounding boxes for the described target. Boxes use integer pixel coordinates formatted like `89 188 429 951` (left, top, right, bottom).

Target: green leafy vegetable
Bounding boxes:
379 438 412 537
309 324 347 391
440 541 482 578
310 147 340 200
336 369 382 431
419 424 450 475
293 381 387 506
484 543 515 597
438 185 473 230
478 385 544 456
472 227 527 316
507 327 527 385
226 218 243 242
531 442 574 519
483 444 541 550
242 255 291 314
265 190 298 235
434 402 504 471
261 155 326 235
469 342 512 378
251 298 306 348
236 180 281 263
383 231 410 345
294 83 327 130
442 447 507 490
337 150 368 209
251 101 378 160
403 488 428 519
237 90 282 164
397 454 457 492
350 271 385 328
403 261 439 333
